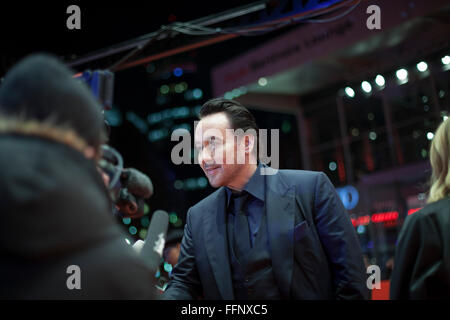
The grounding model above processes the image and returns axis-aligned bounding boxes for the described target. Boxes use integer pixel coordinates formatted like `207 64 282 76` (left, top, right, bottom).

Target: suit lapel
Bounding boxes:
203 187 234 300
265 169 295 299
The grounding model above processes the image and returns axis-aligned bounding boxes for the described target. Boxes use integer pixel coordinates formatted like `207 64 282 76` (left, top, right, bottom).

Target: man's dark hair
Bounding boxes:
199 98 259 133
199 98 259 159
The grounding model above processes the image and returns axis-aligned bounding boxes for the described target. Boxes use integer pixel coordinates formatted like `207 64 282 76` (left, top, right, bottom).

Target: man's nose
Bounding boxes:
200 147 213 165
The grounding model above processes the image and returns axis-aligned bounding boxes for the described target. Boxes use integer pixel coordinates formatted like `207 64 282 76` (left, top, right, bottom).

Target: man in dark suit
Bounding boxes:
164 98 368 300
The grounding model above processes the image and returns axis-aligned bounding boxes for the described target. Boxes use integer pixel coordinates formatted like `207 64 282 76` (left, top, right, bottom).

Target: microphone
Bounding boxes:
121 168 153 199
116 168 154 218
139 210 169 273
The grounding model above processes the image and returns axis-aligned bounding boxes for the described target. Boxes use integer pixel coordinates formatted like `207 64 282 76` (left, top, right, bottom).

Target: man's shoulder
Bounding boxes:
277 168 323 178
188 187 223 216
187 169 326 216
274 168 324 186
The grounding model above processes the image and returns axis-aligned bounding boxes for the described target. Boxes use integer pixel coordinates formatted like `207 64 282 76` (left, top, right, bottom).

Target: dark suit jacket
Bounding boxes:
164 166 368 300
390 197 450 299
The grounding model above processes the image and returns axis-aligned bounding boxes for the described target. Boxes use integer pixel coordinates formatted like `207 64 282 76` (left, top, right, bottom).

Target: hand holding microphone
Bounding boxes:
137 210 169 274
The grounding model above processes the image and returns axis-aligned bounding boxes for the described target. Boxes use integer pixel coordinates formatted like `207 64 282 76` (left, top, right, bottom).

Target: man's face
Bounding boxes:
194 112 246 188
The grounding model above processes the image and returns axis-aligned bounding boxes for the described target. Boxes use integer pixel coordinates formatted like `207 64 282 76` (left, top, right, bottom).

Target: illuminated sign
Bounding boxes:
408 208 422 215
351 211 400 227
336 185 359 210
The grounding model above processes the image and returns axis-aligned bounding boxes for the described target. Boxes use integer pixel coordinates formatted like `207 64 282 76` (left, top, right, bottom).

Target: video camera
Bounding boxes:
75 70 153 219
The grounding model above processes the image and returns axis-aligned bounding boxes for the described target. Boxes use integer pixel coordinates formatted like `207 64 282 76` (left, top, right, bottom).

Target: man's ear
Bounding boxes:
244 134 256 154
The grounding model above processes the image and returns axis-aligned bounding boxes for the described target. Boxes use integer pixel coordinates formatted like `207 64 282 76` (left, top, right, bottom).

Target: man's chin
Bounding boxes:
207 176 224 188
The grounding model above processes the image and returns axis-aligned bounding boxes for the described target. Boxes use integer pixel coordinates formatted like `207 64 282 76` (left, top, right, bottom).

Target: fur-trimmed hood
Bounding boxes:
0 115 89 155
0 130 158 299
0 127 115 259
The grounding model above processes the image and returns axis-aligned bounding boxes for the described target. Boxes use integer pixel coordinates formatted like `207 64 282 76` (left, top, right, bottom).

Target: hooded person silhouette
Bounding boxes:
0 53 157 299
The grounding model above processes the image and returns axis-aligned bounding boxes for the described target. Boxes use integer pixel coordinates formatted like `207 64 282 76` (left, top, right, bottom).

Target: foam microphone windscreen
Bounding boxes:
121 168 153 199
140 210 169 273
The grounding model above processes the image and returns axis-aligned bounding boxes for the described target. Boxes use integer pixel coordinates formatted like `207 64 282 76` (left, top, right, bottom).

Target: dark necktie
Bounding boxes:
231 191 251 260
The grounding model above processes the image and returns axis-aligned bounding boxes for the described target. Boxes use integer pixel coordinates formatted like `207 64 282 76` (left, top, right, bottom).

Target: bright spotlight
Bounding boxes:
345 87 355 98
375 74 385 87
396 69 408 81
416 61 428 72
258 77 268 86
224 92 233 99
442 55 450 65
361 81 372 93
329 162 337 171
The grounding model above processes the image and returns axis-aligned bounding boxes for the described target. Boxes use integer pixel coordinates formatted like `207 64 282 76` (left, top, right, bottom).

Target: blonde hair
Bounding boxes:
428 118 450 203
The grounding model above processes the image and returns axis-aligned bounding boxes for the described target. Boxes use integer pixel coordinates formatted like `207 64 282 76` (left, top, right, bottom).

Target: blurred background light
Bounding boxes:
258 77 267 86
329 161 337 171
416 61 428 72
160 85 170 95
173 67 183 77
375 74 385 87
361 81 372 93
164 262 173 273
129 226 137 235
345 86 355 98
139 228 147 239
193 88 203 99
396 68 408 81
169 212 178 224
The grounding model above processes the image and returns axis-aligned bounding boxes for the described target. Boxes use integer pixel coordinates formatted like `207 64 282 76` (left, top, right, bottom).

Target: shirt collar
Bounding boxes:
225 163 265 207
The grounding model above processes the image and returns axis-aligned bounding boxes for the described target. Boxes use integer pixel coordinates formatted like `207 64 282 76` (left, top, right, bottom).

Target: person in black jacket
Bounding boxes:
0 54 158 299
390 118 450 299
